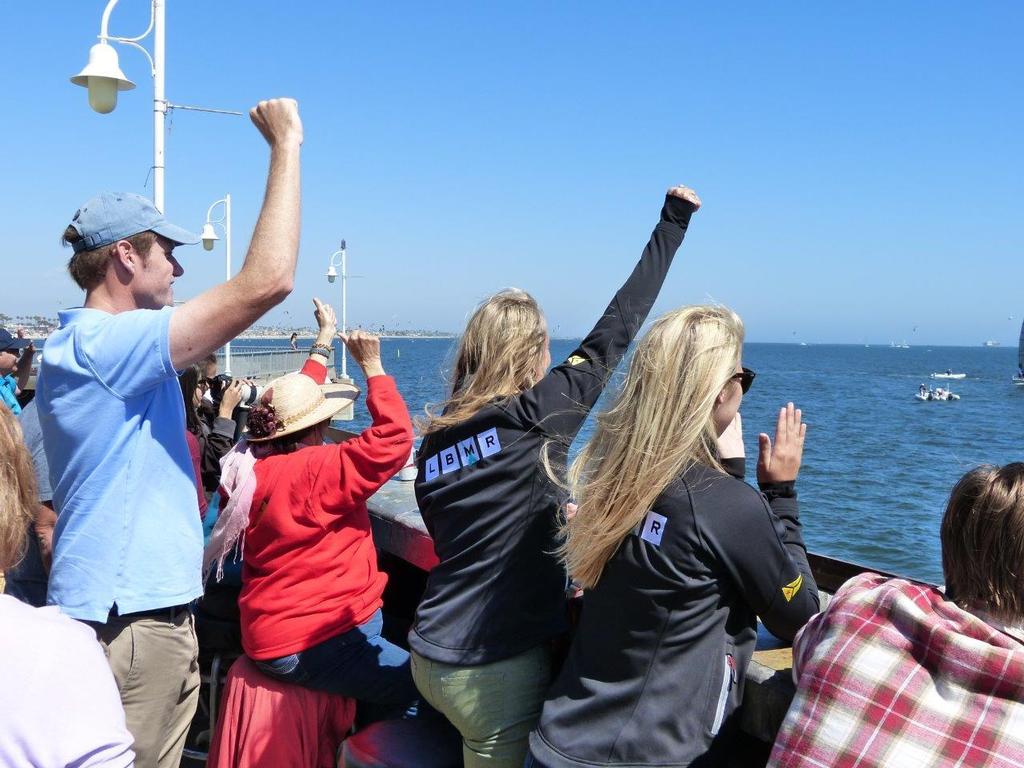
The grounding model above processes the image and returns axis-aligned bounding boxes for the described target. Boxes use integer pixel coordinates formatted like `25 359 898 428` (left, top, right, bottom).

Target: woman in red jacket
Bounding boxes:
204 299 418 722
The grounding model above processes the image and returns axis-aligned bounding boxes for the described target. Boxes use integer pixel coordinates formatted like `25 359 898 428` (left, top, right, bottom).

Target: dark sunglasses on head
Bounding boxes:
731 367 756 394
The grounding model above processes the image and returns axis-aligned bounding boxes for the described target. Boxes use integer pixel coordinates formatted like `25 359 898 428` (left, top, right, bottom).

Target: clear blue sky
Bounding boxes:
2 2 1021 344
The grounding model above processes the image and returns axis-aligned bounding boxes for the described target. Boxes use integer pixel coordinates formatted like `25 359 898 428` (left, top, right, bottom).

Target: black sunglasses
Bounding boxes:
731 367 756 394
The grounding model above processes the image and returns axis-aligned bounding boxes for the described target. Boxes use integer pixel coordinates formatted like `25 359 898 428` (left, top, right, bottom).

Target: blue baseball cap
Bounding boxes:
67 192 200 254
0 328 31 352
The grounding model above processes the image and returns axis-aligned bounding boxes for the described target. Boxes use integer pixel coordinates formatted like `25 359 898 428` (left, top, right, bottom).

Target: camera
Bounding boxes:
206 373 264 443
208 373 263 408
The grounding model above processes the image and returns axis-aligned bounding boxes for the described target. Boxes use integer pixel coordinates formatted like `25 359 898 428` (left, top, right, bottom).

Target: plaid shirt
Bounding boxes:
768 573 1024 768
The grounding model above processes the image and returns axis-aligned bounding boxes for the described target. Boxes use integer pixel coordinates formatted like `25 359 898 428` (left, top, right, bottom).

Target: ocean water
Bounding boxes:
247 337 1024 584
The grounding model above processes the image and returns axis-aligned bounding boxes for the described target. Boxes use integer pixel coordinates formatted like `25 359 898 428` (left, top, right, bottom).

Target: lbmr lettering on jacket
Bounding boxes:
424 427 503 480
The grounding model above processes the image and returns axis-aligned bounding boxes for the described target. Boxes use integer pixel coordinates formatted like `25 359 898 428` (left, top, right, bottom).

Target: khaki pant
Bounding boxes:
89 610 201 768
411 646 552 768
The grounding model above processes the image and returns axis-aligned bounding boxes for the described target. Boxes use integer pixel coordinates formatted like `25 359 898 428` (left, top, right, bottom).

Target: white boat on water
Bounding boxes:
916 385 960 402
930 370 966 380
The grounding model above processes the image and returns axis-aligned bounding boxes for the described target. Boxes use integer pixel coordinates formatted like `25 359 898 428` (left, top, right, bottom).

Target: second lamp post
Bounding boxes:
201 194 232 374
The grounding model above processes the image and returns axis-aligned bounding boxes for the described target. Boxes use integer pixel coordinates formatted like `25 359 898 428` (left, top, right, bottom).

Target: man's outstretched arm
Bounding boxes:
170 98 303 370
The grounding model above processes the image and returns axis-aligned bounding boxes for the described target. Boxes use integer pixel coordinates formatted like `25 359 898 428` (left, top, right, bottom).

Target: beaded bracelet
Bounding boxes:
310 343 333 358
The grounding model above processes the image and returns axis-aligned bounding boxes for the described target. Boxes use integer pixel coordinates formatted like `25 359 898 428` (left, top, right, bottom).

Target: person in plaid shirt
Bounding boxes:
769 463 1024 768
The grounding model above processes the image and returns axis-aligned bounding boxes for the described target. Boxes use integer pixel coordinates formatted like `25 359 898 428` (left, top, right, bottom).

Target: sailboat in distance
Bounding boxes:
1013 318 1024 386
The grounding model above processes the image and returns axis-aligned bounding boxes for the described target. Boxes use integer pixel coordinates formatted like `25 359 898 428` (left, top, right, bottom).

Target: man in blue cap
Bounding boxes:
36 97 304 768
0 327 34 414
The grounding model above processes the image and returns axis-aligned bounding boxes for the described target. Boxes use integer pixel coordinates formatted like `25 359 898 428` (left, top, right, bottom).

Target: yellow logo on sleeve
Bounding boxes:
566 355 587 366
781 574 803 602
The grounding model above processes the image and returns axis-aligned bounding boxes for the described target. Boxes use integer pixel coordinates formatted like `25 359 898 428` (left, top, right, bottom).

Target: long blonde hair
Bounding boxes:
0 407 37 571
559 305 744 589
420 289 548 434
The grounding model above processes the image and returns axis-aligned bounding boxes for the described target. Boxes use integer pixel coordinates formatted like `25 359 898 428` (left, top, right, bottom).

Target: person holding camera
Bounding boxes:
180 366 244 505
204 298 421 724
36 97 303 768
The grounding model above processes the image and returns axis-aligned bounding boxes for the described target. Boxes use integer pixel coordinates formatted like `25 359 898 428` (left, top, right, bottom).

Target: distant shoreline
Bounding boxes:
236 333 458 340
10 326 1017 347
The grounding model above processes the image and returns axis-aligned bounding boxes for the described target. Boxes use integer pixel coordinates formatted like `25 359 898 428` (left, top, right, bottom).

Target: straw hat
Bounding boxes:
246 373 359 442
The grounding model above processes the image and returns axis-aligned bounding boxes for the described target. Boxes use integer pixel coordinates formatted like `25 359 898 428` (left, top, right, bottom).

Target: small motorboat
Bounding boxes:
930 370 966 380
916 385 960 402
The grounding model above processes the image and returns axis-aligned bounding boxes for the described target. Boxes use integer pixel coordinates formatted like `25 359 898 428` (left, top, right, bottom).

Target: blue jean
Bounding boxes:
255 609 422 725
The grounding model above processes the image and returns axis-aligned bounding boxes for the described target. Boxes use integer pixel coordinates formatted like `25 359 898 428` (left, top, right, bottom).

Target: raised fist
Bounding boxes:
250 98 303 148
667 185 701 211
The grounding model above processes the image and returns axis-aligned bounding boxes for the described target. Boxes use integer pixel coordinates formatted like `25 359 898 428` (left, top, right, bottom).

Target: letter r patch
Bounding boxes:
476 427 502 458
640 511 668 547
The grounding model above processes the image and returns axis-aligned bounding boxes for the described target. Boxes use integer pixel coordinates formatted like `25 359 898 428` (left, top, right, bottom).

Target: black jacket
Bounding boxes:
196 416 235 494
410 195 698 665
530 465 819 768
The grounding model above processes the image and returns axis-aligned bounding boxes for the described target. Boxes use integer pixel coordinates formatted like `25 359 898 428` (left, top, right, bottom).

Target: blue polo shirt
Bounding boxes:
36 306 203 622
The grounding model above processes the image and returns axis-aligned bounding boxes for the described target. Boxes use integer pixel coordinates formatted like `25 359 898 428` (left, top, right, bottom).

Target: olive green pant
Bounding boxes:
89 611 201 768
411 646 552 768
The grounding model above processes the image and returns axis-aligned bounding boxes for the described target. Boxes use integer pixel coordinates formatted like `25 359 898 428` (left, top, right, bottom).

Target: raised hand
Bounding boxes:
312 297 337 343
757 403 807 484
16 327 34 357
667 184 701 211
249 98 303 148
219 379 244 417
339 330 385 378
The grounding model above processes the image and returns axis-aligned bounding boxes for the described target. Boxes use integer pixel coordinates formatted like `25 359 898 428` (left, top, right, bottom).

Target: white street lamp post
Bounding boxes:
201 195 232 373
71 0 242 212
326 240 352 382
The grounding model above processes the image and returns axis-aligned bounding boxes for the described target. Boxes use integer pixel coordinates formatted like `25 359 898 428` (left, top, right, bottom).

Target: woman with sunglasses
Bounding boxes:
527 306 820 768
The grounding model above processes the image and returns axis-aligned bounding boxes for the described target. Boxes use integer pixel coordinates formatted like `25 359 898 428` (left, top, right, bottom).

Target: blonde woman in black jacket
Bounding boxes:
528 306 820 768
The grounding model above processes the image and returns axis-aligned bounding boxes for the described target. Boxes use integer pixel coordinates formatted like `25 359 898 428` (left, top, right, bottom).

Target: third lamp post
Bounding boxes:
326 240 352 382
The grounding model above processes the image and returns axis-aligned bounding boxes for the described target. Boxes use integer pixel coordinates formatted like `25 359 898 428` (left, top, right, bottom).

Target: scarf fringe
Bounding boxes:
202 438 270 584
